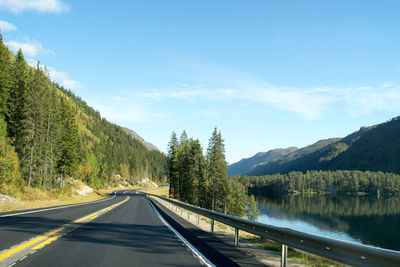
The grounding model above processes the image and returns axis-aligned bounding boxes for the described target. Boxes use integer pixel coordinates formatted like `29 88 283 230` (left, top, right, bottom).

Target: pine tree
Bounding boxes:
42 86 58 187
177 134 190 200
206 127 229 212
0 116 21 185
189 139 206 206
8 49 27 151
56 97 81 187
20 64 48 186
167 132 178 198
0 37 12 118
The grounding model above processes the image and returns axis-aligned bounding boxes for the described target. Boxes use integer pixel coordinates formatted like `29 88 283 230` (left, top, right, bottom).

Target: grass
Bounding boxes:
144 186 169 197
0 191 105 212
247 236 344 266
0 182 145 213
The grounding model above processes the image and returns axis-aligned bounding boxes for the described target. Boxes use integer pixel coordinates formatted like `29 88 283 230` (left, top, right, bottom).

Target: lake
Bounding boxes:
253 194 400 251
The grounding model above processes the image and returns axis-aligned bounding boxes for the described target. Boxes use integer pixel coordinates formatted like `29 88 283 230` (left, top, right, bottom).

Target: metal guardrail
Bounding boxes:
144 193 400 267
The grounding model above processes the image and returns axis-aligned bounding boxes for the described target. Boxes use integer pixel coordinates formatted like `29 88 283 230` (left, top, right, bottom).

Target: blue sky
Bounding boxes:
1 0 400 163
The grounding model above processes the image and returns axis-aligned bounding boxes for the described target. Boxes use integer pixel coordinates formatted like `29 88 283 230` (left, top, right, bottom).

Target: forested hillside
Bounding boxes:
228 147 298 176
235 138 340 175
235 170 400 196
0 36 166 192
235 117 400 176
121 127 159 151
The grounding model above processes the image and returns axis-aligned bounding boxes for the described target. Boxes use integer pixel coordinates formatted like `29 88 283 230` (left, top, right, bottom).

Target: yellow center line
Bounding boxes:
32 235 61 250
0 197 131 262
74 215 90 223
0 227 64 261
44 227 65 237
74 214 94 223
74 197 129 223
85 213 99 220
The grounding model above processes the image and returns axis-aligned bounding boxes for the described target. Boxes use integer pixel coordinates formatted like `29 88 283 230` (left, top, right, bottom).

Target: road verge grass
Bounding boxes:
144 186 169 197
0 182 144 213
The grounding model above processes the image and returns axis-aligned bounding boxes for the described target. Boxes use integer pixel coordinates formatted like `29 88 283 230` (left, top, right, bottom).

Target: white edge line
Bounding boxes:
0 192 117 218
146 198 215 267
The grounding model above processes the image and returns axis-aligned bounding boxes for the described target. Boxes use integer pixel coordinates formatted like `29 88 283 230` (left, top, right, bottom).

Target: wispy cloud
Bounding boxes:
5 37 55 57
89 96 167 123
27 59 83 90
0 0 69 14
136 81 400 119
342 84 400 117
46 66 83 90
137 83 332 119
0 20 17 31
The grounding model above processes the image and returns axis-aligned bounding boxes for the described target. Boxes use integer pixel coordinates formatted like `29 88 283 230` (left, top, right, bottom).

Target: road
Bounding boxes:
0 191 207 267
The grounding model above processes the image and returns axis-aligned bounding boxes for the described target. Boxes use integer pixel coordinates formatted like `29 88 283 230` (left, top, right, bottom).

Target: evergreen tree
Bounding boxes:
167 132 178 198
56 97 81 186
8 49 27 148
42 87 58 187
189 139 206 206
0 116 21 185
176 131 190 199
207 127 229 212
20 64 48 186
165 129 254 218
0 36 12 118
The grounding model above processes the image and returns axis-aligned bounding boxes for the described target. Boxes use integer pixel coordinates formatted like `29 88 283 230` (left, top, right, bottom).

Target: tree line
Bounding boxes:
167 128 258 219
256 194 400 217
234 170 400 196
0 36 166 191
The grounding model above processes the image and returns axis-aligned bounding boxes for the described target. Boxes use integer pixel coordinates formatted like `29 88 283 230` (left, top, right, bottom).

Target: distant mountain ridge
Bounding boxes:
229 116 400 176
121 127 159 151
228 147 298 176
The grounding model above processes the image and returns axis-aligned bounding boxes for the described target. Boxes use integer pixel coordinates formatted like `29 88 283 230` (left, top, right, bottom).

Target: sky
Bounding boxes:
1 0 400 164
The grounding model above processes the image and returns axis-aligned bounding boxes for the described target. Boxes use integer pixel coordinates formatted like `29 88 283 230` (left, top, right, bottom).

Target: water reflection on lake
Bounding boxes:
253 194 400 251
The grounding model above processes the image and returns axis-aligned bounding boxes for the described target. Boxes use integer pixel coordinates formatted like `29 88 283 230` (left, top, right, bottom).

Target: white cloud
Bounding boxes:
89 97 167 123
0 0 69 14
343 85 400 117
138 84 332 119
46 66 83 90
5 37 55 57
0 20 17 31
136 81 400 119
26 58 38 67
26 59 83 90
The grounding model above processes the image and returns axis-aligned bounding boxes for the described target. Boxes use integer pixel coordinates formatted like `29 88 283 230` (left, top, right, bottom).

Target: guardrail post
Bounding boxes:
234 228 239 247
197 214 199 225
281 244 287 267
187 211 190 220
211 219 214 232
181 207 183 216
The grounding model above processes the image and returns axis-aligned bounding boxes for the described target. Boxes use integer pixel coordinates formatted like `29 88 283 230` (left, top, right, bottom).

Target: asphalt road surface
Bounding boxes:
0 191 207 267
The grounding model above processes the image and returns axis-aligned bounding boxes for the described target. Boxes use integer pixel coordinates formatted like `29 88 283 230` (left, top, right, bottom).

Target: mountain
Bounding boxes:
231 116 400 176
121 127 159 151
228 147 298 176
0 37 166 190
